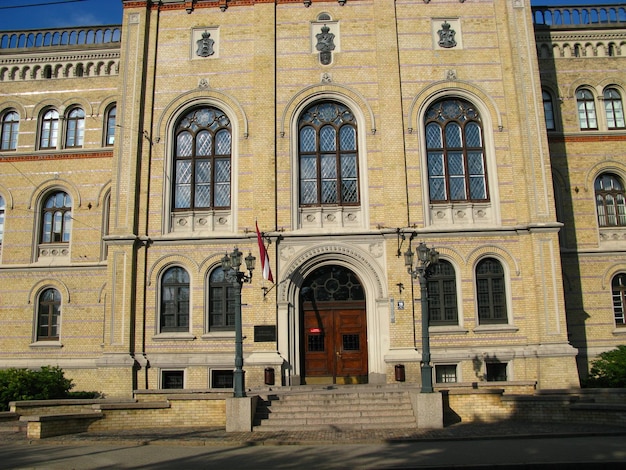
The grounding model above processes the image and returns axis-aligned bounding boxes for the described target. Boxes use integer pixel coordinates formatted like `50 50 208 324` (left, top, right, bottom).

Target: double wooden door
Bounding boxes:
302 303 368 384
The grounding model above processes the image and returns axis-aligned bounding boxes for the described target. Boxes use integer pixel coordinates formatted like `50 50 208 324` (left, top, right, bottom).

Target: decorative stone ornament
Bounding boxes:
438 21 457 48
196 31 215 57
316 24 335 65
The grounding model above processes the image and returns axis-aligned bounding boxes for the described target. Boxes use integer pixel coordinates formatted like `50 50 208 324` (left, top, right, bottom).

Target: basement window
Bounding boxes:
211 370 233 389
435 364 457 383
485 363 507 382
161 370 184 389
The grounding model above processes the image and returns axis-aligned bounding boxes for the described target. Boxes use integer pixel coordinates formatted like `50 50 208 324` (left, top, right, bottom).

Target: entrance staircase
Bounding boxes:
253 385 418 431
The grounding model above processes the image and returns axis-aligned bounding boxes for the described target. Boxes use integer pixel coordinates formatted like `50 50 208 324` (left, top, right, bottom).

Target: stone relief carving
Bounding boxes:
316 24 335 65
196 31 215 57
438 21 457 48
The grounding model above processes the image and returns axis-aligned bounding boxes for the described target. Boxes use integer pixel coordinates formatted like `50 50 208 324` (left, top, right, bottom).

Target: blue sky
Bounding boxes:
0 0 623 31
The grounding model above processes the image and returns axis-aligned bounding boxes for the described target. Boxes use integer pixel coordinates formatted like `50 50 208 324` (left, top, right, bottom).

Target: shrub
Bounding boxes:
584 345 626 388
0 366 74 411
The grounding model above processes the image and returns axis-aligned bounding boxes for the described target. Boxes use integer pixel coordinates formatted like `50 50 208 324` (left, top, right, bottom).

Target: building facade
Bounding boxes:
0 0 623 398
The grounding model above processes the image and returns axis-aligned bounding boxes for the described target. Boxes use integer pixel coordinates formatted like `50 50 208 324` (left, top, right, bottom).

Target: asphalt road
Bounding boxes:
1 434 626 469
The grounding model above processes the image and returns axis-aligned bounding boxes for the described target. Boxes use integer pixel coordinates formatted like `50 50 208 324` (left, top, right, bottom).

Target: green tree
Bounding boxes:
585 345 626 388
0 366 74 411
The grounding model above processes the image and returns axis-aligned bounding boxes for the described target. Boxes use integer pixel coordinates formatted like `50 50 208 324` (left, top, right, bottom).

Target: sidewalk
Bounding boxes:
4 420 626 447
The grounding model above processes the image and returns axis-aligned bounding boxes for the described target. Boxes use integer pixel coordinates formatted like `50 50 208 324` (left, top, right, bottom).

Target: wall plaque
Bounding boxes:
254 325 276 342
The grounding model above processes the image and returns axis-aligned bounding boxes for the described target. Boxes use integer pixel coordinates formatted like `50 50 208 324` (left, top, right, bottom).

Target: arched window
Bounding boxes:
208 267 235 331
427 260 458 325
542 91 556 131
0 195 5 246
613 273 626 327
576 89 598 130
298 101 359 207
160 267 190 332
104 104 116 146
595 173 626 227
476 258 507 325
173 107 231 211
37 288 61 341
604 88 625 129
41 191 72 243
1 110 19 151
425 98 488 202
40 109 59 149
65 107 85 148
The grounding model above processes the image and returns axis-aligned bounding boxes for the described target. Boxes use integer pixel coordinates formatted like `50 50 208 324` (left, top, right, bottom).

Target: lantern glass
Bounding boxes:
417 242 430 263
230 248 242 269
404 248 414 269
245 253 256 272
221 253 231 271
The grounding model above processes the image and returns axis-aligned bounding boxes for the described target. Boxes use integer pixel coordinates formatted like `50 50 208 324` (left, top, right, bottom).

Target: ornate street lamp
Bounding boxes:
221 247 255 398
405 242 440 393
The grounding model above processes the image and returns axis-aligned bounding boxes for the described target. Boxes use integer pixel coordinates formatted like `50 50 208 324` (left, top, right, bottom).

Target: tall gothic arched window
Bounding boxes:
40 108 59 149
65 107 85 148
595 173 626 227
298 101 359 207
37 288 61 341
613 273 626 327
476 258 507 325
160 267 190 332
1 110 19 151
173 107 231 211
576 88 598 130
604 87 625 129
425 98 488 203
41 191 72 243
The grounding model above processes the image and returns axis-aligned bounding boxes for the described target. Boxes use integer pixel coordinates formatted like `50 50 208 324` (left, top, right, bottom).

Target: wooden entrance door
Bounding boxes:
303 304 368 384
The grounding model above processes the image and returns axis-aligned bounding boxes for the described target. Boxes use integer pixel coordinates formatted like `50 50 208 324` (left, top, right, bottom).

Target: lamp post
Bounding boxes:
221 247 255 398
405 242 440 393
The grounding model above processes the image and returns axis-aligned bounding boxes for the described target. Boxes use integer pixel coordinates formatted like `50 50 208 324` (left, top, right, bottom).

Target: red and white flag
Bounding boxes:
256 221 274 283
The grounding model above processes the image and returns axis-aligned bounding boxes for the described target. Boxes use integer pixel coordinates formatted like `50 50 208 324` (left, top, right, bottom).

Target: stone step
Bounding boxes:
255 420 416 432
254 389 418 431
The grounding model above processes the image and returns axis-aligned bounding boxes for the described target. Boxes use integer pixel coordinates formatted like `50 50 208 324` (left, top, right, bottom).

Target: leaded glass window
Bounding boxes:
425 99 488 202
301 265 364 302
40 109 59 149
1 110 19 151
41 191 72 244
604 88 625 129
160 267 190 332
476 258 507 325
37 288 61 341
428 260 458 325
173 107 231 211
208 267 236 331
595 173 626 227
298 102 359 207
576 89 598 130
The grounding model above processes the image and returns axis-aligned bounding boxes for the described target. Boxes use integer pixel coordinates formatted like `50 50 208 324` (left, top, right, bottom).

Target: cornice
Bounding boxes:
0 50 120 66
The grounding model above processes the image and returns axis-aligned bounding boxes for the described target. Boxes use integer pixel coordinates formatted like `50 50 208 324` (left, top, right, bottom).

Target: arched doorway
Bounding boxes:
300 265 368 384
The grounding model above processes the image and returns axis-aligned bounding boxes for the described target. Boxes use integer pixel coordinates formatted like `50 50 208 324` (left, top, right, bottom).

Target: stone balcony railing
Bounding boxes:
532 4 626 28
0 25 121 50
0 25 121 81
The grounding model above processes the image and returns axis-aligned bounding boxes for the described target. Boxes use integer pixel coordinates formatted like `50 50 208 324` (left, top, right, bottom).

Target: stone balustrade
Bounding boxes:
532 5 626 28
0 25 121 50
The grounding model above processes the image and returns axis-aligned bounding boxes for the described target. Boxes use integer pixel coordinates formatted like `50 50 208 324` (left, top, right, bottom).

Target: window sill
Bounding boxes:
473 325 518 334
430 325 469 335
201 331 235 340
612 327 626 335
29 341 62 348
152 333 196 341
